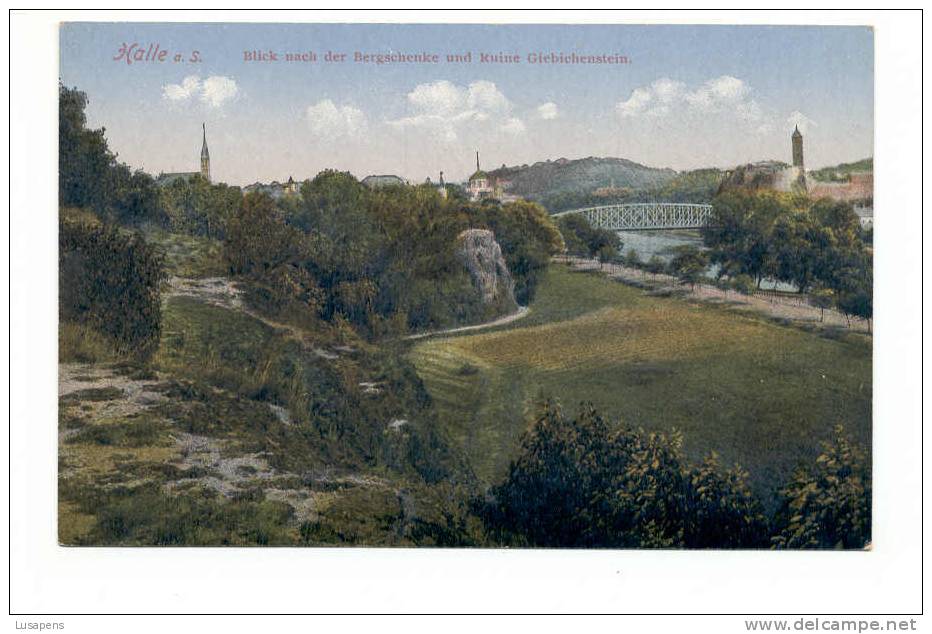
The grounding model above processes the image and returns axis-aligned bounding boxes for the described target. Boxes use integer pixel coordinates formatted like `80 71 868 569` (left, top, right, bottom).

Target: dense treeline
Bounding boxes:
159 175 243 239
479 401 871 549
702 190 873 327
224 172 563 337
60 84 163 226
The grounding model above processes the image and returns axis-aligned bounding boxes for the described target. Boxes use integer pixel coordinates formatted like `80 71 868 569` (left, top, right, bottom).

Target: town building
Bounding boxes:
156 122 211 187
467 152 496 201
425 171 449 199
242 176 303 199
362 174 407 188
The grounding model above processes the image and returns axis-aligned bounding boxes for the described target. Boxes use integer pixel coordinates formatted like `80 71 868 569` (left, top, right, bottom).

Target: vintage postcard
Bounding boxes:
57 22 873 548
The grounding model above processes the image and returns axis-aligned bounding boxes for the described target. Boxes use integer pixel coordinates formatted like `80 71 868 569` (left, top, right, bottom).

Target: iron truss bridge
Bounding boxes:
551 203 714 231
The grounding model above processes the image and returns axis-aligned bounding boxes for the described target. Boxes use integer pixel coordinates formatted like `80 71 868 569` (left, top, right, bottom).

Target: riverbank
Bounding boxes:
556 255 871 334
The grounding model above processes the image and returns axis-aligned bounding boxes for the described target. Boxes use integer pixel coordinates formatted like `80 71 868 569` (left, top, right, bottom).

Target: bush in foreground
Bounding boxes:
481 401 870 549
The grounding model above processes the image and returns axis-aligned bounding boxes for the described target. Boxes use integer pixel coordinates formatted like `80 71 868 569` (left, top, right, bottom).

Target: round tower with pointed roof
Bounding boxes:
791 125 804 169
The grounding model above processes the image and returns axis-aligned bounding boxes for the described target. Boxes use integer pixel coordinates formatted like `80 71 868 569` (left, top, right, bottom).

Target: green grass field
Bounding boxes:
408 263 872 505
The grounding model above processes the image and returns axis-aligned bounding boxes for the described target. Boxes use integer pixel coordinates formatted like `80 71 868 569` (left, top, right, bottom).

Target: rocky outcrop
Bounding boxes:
717 161 807 195
456 229 517 311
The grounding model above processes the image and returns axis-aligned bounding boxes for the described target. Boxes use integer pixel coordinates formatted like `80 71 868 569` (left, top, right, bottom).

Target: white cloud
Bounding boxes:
616 75 766 129
162 75 201 101
306 99 367 139
685 75 749 110
162 75 238 108
466 80 510 113
407 80 464 116
536 102 559 120
200 76 239 107
388 79 520 142
500 117 526 135
616 87 654 118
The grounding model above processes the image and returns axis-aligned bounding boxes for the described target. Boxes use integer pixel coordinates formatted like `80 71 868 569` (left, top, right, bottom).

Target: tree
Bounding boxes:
159 175 243 238
224 193 323 318
645 255 667 277
554 213 620 262
830 244 873 331
59 83 162 226
809 286 835 322
480 201 564 304
772 425 871 549
703 190 791 288
597 244 616 270
669 245 709 289
769 213 825 294
731 274 756 297
624 248 641 268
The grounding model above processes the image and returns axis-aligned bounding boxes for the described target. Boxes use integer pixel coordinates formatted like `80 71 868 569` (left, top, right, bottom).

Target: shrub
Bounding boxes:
772 425 871 549
481 401 768 548
731 274 757 296
59 217 164 359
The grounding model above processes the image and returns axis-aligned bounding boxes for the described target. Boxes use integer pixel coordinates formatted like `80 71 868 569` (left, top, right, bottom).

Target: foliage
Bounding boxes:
704 190 872 322
59 84 163 226
158 175 243 239
668 245 709 288
479 200 564 304
730 274 757 296
808 158 873 183
772 425 871 549
555 213 622 261
702 189 789 287
227 172 561 336
809 286 836 322
645 255 667 275
481 400 870 549
480 401 769 548
538 167 721 213
156 296 465 483
60 216 165 359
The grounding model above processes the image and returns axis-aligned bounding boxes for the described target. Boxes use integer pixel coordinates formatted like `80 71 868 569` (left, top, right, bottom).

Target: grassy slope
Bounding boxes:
59 230 470 546
408 264 871 505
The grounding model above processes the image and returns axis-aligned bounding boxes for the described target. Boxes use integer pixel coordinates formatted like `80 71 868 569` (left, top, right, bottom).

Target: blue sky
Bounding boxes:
60 23 874 186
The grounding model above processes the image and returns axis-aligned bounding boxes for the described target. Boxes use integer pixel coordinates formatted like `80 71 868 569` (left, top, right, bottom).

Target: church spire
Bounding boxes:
201 123 210 159
476 151 480 173
200 123 211 182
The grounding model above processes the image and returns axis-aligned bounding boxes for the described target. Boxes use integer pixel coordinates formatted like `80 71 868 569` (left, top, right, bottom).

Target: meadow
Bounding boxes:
408 263 872 505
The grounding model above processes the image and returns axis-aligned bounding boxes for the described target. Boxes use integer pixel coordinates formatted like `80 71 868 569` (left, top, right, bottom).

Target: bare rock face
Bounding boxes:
456 229 517 310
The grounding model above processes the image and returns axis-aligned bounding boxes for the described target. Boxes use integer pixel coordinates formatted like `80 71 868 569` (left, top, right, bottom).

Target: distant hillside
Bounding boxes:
809 158 873 183
488 156 677 202
541 168 725 213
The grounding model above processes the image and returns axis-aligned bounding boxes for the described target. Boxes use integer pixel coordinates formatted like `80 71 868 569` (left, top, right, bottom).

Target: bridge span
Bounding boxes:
551 203 714 231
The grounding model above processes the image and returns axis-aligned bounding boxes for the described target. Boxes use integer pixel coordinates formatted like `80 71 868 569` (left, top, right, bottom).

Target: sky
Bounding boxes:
60 23 874 187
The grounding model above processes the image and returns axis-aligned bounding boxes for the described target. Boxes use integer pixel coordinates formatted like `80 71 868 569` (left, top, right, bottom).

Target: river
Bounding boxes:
617 229 795 291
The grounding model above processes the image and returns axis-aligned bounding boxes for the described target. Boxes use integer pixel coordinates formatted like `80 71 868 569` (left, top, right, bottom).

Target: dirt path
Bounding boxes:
405 305 530 341
557 256 871 334
164 276 353 360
